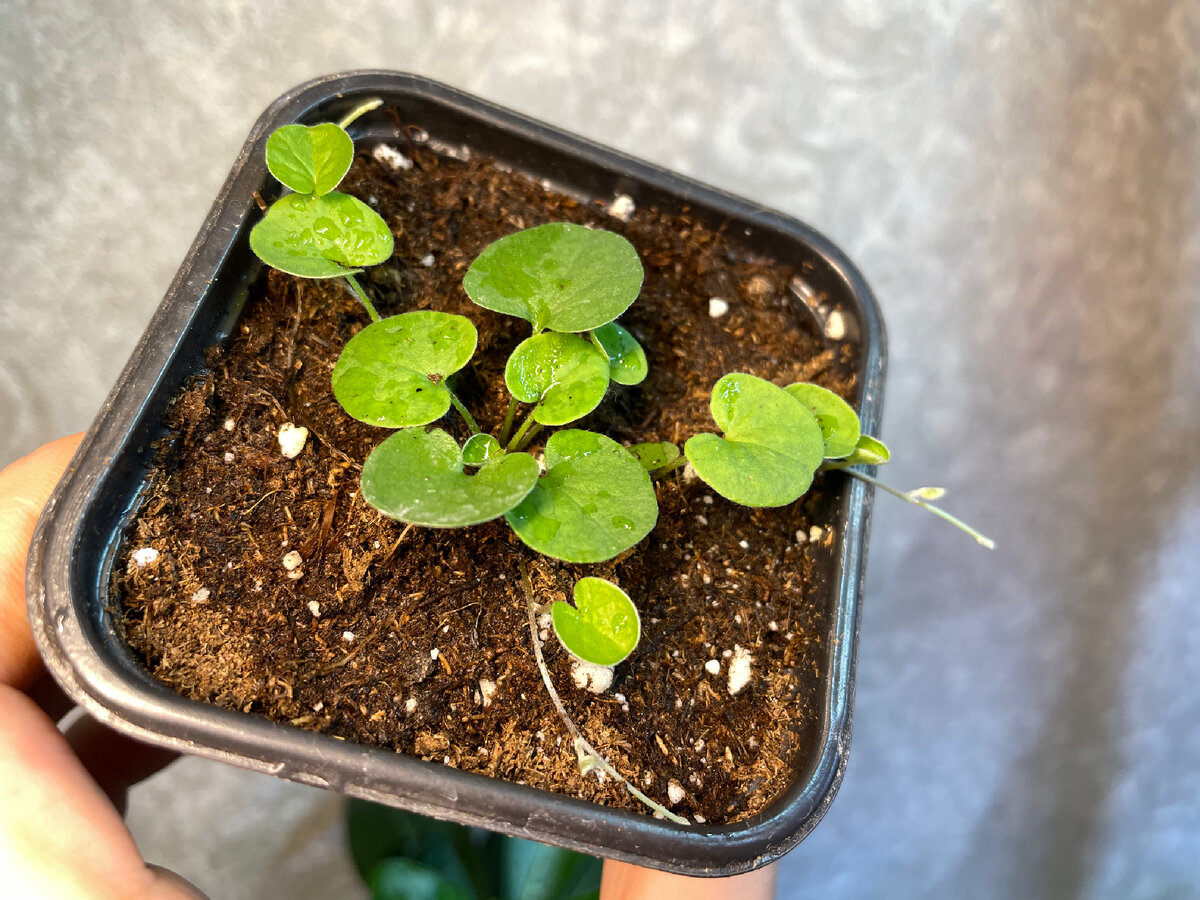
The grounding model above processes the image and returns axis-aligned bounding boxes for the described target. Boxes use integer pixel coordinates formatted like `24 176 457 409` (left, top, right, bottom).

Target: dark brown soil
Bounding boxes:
114 138 858 824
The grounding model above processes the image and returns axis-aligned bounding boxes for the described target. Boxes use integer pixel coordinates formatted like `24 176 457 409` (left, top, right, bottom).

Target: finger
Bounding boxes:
0 433 84 690
63 715 179 815
26 671 76 723
599 859 778 900
0 685 204 899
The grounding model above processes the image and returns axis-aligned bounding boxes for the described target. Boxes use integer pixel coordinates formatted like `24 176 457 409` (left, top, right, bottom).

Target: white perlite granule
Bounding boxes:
727 645 754 696
282 551 303 580
372 143 412 170
477 678 497 708
190 587 211 604
704 659 721 675
277 422 308 459
131 547 159 567
667 780 686 806
307 600 321 617
608 194 636 221
708 297 729 318
570 659 615 694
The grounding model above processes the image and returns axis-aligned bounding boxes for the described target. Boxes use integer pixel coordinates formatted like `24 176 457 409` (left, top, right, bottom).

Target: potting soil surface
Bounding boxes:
116 137 859 824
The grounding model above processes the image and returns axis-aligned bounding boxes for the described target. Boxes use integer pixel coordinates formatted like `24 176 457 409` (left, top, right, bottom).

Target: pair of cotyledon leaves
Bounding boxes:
361 427 657 565
684 375 889 507
250 123 394 278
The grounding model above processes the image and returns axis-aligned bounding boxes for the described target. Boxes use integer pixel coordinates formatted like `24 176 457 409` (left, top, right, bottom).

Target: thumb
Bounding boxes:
0 434 84 690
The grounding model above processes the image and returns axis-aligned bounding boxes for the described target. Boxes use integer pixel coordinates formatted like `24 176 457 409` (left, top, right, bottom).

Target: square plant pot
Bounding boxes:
27 71 885 876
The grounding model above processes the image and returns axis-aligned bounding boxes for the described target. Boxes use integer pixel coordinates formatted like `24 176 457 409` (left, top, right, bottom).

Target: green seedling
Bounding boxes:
250 113 393 322
551 577 640 667
505 333 611 427
628 441 680 473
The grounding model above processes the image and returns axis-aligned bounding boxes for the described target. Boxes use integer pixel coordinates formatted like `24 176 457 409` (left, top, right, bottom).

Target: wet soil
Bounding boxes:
115 137 859 824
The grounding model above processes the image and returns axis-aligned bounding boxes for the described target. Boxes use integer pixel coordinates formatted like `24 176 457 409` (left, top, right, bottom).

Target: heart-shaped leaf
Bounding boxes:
591 322 647 386
463 223 643 333
362 428 539 527
333 311 477 428
505 333 610 426
684 373 825 507
784 382 861 459
462 433 503 467
250 192 394 278
627 441 680 471
551 577 640 666
506 430 658 563
265 123 354 196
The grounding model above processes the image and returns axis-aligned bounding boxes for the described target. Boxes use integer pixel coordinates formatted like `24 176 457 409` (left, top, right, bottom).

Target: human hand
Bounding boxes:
0 435 204 899
600 858 777 899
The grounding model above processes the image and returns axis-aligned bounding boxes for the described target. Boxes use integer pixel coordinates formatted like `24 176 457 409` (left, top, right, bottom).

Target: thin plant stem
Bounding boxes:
506 411 539 452
512 422 543 453
343 274 381 323
499 397 519 445
519 566 688 826
841 469 996 549
337 98 383 130
447 390 480 436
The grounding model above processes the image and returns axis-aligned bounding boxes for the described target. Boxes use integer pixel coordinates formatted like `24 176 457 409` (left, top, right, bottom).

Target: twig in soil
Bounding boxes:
519 565 688 825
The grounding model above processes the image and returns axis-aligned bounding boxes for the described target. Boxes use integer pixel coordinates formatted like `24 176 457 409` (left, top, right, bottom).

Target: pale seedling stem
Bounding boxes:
343 274 381 323
498 396 519 445
447 391 481 436
841 469 996 549
336 98 383 130
520 566 687 825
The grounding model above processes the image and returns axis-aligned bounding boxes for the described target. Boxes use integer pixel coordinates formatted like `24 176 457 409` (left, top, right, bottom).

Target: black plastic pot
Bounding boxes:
27 71 885 876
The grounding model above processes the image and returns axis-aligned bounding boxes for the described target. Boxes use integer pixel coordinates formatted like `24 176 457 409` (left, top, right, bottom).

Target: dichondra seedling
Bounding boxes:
249 114 993 822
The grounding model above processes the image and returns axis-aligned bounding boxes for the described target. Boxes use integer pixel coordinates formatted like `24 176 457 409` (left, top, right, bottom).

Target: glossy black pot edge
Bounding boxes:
27 71 886 876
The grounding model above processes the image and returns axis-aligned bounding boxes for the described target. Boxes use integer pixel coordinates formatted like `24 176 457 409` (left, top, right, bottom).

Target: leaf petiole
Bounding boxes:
447 389 480 436
343 274 381 323
336 98 383 130
506 411 539 452
498 396 519 446
841 468 996 549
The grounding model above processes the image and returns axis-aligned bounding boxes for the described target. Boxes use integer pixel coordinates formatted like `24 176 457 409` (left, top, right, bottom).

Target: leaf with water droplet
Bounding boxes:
592 322 647 385
684 373 825 507
362 428 539 527
265 123 355 196
784 382 861 459
505 333 610 426
463 223 643 333
506 429 657 563
333 311 477 428
462 433 502 467
250 192 393 278
552 577 640 666
628 441 680 471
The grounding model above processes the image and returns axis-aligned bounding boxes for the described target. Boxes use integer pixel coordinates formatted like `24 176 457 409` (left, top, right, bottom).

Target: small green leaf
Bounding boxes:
250 192 394 278
462 433 502 467
463 223 643 333
684 373 826 507
363 428 539 527
265 123 355 196
843 434 891 466
591 322 647 386
368 858 474 900
551 578 640 666
784 382 861 459
505 333 610 426
506 430 658 563
627 441 680 471
333 312 477 428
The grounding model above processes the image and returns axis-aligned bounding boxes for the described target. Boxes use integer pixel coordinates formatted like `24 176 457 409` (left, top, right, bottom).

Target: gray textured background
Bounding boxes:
4 2 1200 898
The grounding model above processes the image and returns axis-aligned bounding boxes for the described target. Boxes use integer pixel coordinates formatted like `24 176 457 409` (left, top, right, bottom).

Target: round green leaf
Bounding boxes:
784 382 861 459
505 333 610 426
684 373 826 507
627 441 680 471
333 312 478 428
462 433 502 467
463 223 643 333
505 430 658 563
250 192 394 278
265 123 354 196
592 322 647 386
847 434 891 466
551 577 640 666
362 428 539 527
